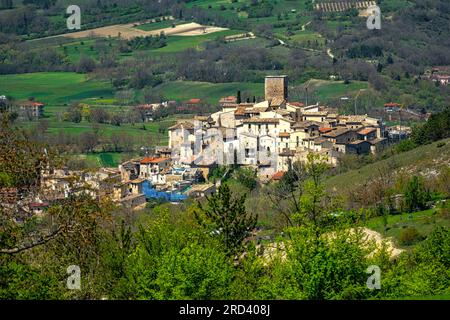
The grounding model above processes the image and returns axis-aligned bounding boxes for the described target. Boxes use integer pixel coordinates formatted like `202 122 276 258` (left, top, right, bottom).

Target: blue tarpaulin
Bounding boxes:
142 181 187 202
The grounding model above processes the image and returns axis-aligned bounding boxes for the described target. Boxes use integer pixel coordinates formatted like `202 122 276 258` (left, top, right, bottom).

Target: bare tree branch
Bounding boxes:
0 225 65 254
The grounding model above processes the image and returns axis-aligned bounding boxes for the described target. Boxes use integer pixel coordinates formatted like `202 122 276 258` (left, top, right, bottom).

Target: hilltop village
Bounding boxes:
168 75 387 179
20 75 401 212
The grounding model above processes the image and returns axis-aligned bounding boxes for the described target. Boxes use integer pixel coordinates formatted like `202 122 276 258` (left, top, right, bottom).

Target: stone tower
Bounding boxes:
265 75 288 104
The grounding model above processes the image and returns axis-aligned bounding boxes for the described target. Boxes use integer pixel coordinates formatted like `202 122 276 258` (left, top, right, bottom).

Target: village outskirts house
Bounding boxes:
184 98 202 110
185 183 216 198
18 100 44 119
140 156 171 184
322 128 358 153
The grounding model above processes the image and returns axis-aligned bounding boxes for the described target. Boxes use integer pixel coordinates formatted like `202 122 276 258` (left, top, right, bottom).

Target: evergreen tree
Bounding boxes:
195 184 257 256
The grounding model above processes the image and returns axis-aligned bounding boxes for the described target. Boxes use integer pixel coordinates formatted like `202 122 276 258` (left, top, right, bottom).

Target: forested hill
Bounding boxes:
0 0 180 37
0 1 449 112
328 0 450 71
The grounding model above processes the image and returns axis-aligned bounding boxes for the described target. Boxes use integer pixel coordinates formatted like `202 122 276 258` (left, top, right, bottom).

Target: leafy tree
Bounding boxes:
285 225 372 300
233 167 257 190
64 103 82 123
295 153 332 233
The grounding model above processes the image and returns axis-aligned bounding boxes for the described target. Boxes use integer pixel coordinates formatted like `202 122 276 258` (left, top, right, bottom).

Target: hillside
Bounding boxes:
326 139 450 193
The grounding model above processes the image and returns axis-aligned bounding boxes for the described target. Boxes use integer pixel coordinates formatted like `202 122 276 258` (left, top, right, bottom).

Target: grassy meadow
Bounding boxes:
153 80 264 104
0 72 113 105
0 72 174 149
151 29 243 53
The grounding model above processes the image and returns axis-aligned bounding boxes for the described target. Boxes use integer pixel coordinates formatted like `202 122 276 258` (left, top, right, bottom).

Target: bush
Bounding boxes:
399 227 424 246
437 207 450 219
395 139 417 153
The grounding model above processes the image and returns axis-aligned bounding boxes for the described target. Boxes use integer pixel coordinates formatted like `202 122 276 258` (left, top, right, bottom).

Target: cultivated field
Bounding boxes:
147 22 228 36
315 1 377 12
51 20 228 40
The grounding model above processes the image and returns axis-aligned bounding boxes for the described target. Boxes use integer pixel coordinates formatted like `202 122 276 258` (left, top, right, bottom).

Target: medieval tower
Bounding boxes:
264 75 288 106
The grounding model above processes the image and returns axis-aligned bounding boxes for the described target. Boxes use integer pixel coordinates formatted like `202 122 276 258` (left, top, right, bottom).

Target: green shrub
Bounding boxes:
399 227 424 246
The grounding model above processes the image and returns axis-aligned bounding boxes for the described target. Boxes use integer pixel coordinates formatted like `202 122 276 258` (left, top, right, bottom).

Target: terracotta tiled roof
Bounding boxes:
29 202 49 208
358 127 376 135
130 178 145 184
243 117 279 124
323 128 352 138
20 101 44 107
272 171 285 181
384 102 401 107
187 98 201 104
219 96 237 103
313 137 327 144
288 102 304 107
319 127 333 133
234 107 247 116
140 157 170 164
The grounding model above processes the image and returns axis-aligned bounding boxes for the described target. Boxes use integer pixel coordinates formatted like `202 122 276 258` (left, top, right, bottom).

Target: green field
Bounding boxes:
82 152 126 167
0 72 113 105
0 72 183 148
151 29 243 53
153 80 264 104
298 80 370 103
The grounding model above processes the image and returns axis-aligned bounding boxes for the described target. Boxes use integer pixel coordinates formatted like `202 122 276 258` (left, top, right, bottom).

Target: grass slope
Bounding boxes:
326 139 450 192
154 80 264 104
0 72 113 105
366 208 450 249
152 29 242 53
